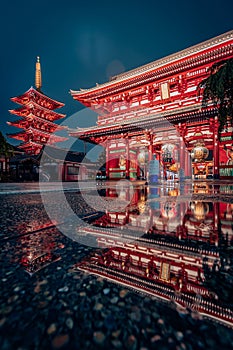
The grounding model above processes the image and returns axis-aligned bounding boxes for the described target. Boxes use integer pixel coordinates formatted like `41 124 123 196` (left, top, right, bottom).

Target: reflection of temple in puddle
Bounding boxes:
76 185 233 327
18 221 62 276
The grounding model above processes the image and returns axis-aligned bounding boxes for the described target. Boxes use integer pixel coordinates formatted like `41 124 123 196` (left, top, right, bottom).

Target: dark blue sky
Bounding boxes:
1 0 233 145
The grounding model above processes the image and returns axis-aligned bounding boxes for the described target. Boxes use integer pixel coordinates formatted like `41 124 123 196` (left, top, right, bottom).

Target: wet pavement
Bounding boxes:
1 181 233 349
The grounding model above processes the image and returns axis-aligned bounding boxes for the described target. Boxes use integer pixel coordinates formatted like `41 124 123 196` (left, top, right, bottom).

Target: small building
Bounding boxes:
9 153 40 181
0 153 9 181
39 145 92 182
0 154 9 179
0 134 17 181
8 146 93 182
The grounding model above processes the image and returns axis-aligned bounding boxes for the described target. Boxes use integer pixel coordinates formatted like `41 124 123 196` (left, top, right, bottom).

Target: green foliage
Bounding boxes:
198 58 233 133
0 132 13 156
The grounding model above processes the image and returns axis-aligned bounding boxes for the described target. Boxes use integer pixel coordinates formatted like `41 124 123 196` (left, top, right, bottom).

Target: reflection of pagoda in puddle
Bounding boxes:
21 250 61 276
18 221 62 276
76 185 233 327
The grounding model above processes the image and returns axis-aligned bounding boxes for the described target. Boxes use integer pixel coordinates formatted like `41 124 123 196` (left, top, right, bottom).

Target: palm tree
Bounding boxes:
198 58 233 133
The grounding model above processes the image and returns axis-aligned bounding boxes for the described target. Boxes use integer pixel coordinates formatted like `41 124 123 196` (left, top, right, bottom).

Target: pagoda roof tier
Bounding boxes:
7 120 29 129
9 101 66 121
27 127 68 142
17 141 43 153
70 30 233 102
7 114 65 131
11 87 64 110
8 131 29 141
8 127 68 143
24 113 65 128
69 104 218 142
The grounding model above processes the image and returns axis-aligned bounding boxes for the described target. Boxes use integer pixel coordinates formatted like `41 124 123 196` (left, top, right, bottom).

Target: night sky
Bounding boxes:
1 0 233 147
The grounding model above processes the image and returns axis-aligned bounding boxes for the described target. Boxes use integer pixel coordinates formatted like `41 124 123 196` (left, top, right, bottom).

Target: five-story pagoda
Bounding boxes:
7 57 67 154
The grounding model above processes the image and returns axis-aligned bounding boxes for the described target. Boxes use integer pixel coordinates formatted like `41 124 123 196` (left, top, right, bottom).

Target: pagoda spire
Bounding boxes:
35 56 42 91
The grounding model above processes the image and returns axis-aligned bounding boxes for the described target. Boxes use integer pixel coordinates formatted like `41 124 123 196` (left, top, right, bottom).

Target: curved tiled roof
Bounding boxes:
11 87 65 109
70 30 233 96
42 145 89 163
9 100 66 120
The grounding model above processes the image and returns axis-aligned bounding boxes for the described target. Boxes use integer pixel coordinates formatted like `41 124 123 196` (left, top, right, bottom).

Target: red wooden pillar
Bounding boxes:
60 162 65 181
213 202 219 246
105 141 109 180
125 138 130 179
147 133 153 181
148 142 153 162
147 142 153 182
179 137 185 174
213 117 219 179
137 148 141 179
177 123 186 178
185 149 192 178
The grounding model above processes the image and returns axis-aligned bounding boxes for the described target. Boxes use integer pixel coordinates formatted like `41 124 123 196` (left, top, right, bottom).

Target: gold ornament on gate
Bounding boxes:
119 155 126 170
191 142 209 162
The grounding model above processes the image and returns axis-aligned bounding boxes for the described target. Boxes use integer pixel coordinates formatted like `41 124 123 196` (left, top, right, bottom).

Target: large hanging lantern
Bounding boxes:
161 202 177 219
191 143 209 162
161 144 175 163
190 202 209 221
138 148 147 165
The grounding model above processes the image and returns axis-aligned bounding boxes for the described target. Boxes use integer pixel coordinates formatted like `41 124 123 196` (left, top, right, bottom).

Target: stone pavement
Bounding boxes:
0 185 233 349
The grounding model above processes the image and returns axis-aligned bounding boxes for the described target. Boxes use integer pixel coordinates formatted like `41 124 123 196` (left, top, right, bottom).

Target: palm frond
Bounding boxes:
199 58 233 133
